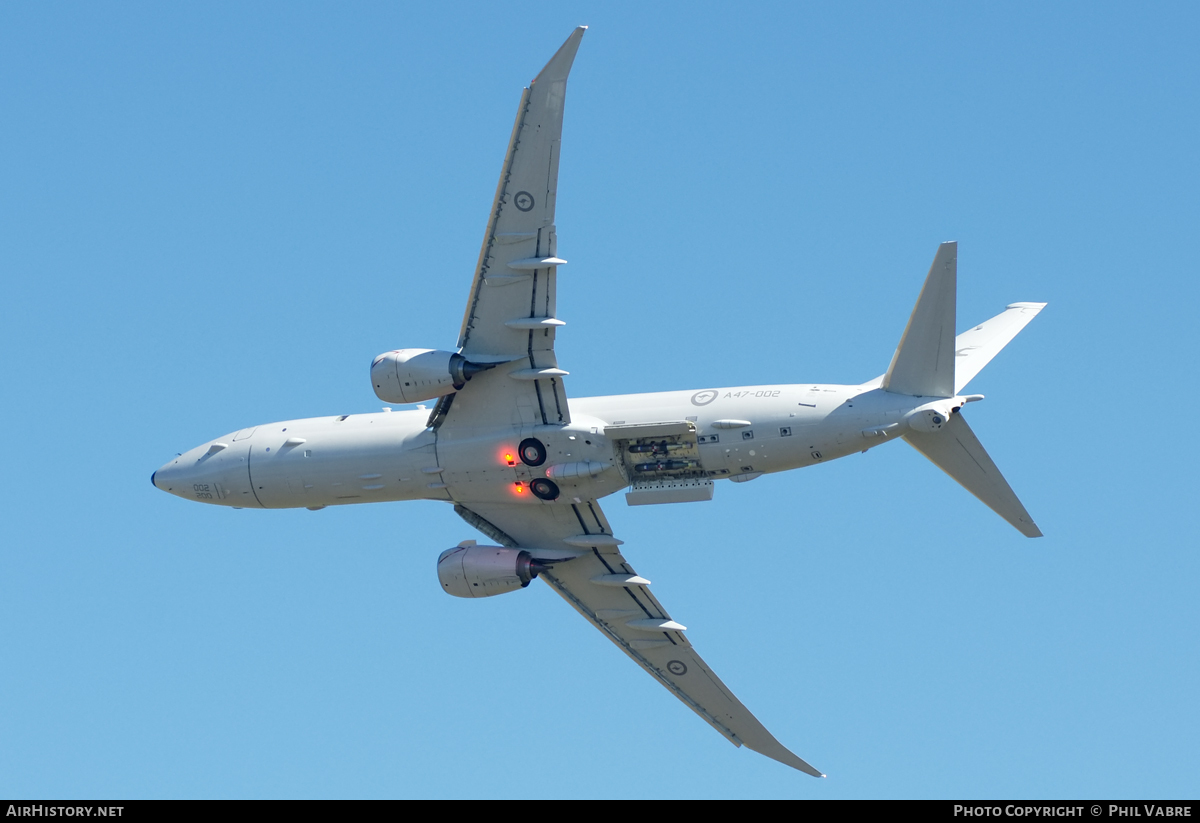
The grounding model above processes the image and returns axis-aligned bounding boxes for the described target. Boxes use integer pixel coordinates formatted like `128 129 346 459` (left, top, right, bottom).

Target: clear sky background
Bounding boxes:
2 1 1198 800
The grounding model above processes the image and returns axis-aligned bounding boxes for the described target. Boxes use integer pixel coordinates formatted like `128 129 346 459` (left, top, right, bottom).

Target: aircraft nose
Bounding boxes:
152 461 176 493
151 441 250 505
151 457 185 495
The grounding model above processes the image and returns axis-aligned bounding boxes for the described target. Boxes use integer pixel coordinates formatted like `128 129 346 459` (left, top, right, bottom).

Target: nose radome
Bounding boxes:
152 457 184 494
152 461 174 492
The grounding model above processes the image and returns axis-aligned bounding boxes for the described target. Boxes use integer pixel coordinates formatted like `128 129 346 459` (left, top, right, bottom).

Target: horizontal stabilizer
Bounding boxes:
954 302 1047 393
883 242 958 398
904 413 1042 537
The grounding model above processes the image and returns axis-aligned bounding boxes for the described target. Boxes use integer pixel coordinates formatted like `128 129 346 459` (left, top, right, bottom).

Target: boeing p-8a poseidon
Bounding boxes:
152 27 1046 776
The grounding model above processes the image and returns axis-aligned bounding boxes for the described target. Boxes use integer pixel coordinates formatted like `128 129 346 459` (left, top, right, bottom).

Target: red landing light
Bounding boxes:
504 453 516 466
512 482 525 495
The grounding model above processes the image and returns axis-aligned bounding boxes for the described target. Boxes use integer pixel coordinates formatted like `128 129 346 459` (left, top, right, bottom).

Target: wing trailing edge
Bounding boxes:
459 500 825 776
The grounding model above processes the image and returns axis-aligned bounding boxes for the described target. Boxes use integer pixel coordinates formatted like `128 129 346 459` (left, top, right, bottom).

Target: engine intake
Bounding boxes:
371 349 495 404
437 542 548 598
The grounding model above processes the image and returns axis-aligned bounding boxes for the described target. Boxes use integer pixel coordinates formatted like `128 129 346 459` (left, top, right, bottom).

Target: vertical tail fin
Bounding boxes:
883 242 957 398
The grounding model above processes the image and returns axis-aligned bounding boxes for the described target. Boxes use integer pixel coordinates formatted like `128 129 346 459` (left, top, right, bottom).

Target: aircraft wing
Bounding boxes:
437 28 586 430
455 499 825 777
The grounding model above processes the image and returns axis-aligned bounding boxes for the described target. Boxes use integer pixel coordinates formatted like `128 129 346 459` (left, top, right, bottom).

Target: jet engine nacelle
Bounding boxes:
437 542 545 598
371 348 493 404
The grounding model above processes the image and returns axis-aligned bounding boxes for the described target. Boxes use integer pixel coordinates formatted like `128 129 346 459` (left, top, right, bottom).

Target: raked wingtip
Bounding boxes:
533 26 588 85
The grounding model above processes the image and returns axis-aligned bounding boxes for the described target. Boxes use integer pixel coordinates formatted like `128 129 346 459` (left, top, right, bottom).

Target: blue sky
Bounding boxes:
2 1 1198 799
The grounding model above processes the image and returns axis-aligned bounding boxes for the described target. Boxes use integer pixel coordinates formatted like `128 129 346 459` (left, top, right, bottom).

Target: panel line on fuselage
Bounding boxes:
246 445 265 508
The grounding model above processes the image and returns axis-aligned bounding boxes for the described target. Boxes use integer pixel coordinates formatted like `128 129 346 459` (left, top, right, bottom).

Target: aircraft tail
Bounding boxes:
905 412 1043 537
882 241 958 398
952 302 1047 393
876 241 1047 537
877 242 1047 396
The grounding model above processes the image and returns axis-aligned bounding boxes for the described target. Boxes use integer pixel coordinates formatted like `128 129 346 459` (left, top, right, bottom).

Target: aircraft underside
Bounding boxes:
150 382 922 511
152 26 1045 777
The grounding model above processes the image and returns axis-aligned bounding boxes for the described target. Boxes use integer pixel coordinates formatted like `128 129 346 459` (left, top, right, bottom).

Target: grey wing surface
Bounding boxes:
455 499 825 777
438 27 586 431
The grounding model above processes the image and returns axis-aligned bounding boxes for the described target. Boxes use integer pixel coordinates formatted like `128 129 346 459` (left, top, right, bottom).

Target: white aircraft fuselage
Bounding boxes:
153 382 964 511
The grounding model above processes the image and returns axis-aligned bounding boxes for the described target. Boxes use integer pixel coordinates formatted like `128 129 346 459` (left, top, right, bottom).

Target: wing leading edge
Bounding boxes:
456 500 825 777
442 27 586 431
